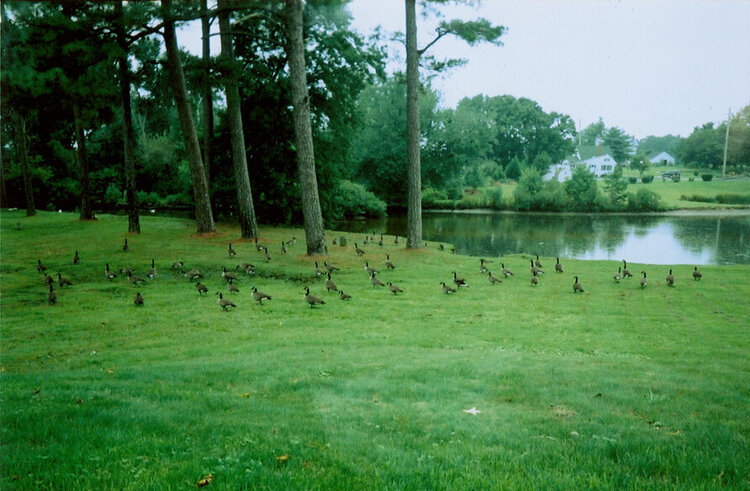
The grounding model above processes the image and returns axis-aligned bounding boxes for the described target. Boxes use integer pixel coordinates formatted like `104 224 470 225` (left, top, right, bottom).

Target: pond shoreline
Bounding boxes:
423 207 750 217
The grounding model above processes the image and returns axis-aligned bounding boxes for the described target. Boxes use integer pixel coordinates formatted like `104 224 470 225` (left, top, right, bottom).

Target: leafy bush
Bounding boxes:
694 171 700 176
104 184 123 207
716 193 750 204
513 168 543 210
671 174 681 182
485 186 504 209
641 175 654 183
456 192 488 209
626 188 663 211
628 177 638 184
680 194 714 203
564 166 602 211
422 188 454 209
689 177 695 182
701 174 714 181
332 180 387 219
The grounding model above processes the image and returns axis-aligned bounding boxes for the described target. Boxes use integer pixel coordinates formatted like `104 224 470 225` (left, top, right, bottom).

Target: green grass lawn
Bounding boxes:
2 211 749 489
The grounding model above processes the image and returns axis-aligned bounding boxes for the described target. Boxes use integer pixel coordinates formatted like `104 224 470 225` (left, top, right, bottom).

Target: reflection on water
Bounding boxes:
334 212 750 265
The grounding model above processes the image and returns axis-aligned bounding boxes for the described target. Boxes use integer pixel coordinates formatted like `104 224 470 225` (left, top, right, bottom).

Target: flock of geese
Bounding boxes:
36 232 704 310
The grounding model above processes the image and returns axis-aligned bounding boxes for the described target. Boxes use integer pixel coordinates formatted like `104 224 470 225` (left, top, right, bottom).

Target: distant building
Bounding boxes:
544 143 616 182
582 154 616 177
649 151 676 166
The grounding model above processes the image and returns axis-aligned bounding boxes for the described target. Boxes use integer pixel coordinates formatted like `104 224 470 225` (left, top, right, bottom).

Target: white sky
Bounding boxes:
179 0 750 139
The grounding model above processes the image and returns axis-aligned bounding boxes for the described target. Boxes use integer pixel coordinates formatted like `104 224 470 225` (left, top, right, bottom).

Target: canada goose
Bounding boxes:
172 261 184 270
365 261 379 275
666 269 675 287
228 283 240 294
251 286 272 304
304 287 325 308
535 255 543 269
127 270 145 286
450 248 456 254
487 271 502 284
36 259 46 273
314 262 325 276
438 244 444 251
43 273 54 285
394 235 399 245
286 237 296 246
120 266 134 275
501 263 514 277
134 291 144 306
370 272 385 287
325 273 338 292
255 237 264 251
452 272 468 288
332 238 338 245
228 242 236 257
378 234 384 247
221 266 238 283
48 284 57 304
122 238 129 252
622 260 633 278
216 291 236 311
73 250 80 265
281 241 287 254
573 276 584 293
105 263 117 280
196 282 208 295
147 259 157 279
555 257 563 273
324 261 339 272
530 260 544 275
479 259 489 275
640 271 648 288
354 243 365 256
57 273 72 287
339 290 352 300
364 236 370 246
693 266 702 281
613 267 621 283
440 281 457 294
385 254 396 270
387 282 403 295
185 268 203 282
531 270 539 286
263 247 271 262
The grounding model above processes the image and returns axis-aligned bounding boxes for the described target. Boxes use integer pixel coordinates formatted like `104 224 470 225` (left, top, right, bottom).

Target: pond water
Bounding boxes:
334 211 750 265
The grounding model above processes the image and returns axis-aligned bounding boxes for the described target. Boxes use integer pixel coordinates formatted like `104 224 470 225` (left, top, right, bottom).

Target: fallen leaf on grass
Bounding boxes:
276 454 290 466
197 474 213 487
236 392 250 398
106 368 114 374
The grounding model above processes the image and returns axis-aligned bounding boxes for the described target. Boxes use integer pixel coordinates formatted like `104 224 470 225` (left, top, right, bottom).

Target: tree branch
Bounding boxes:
417 28 449 56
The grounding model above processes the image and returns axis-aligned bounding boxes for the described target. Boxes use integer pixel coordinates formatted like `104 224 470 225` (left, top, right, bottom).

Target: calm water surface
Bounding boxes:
334 211 750 265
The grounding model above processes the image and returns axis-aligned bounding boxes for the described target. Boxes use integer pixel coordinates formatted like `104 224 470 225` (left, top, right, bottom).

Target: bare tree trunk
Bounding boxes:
72 100 94 220
218 0 259 239
162 0 215 233
284 0 326 255
14 113 35 215
117 1 140 233
201 0 213 187
405 0 423 248
1 129 9 209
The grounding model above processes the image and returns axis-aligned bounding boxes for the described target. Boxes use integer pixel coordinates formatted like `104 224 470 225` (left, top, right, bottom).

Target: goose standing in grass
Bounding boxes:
122 238 129 252
73 250 80 265
387 282 403 295
36 259 46 273
134 291 144 306
216 291 236 311
221 266 238 283
555 257 563 273
370 272 385 287
339 290 352 301
622 260 633 278
286 237 297 246
264 247 272 262
640 271 648 288
228 283 240 294
530 260 544 276
479 259 489 275
57 273 72 287
325 273 338 292
693 266 702 281
501 263 514 277
255 237 264 251
185 268 203 282
354 243 365 256
324 261 339 273
487 271 502 285
452 272 468 288
440 281 457 294
120 266 134 276
147 259 157 279
666 269 675 287
364 235 370 246
252 287 272 304
573 276 584 293
127 270 146 286
48 284 57 304
438 244 445 251
385 254 396 270
378 234 384 247
535 255 543 269
172 260 184 270
196 282 208 295
531 270 539 286
304 287 325 308
394 235 399 245
105 263 117 280
613 267 621 283
228 242 236 257
314 262 326 277
43 273 54 286
281 241 287 254
365 261 379 275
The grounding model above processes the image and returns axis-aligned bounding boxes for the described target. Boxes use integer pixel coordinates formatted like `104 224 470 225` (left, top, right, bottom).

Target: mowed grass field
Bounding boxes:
2 210 749 489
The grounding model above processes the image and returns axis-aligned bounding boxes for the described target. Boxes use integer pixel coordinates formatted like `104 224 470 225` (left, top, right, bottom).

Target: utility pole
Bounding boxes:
722 108 730 179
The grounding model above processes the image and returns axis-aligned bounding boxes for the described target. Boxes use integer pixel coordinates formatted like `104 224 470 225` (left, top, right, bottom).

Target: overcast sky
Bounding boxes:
180 0 750 139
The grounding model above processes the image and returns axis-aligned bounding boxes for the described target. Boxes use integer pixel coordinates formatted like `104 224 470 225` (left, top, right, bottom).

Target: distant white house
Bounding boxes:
649 151 676 166
544 154 616 182
544 161 573 182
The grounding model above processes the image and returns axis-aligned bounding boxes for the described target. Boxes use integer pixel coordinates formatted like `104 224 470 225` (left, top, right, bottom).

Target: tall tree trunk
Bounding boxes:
1 133 9 209
117 1 140 233
405 0 423 248
162 0 215 233
218 0 259 239
201 0 213 187
284 0 326 255
72 101 94 220
14 113 35 216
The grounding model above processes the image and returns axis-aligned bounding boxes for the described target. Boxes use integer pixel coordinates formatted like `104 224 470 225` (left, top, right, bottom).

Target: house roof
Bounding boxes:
649 151 675 162
577 144 613 161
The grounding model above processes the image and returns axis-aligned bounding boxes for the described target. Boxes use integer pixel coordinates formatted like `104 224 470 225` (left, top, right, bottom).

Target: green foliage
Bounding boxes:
422 187 453 209
604 164 628 210
671 174 681 182
701 174 714 181
716 193 750 204
628 177 638 184
641 175 654 183
680 123 724 169
626 188 663 211
581 118 605 145
603 126 634 163
485 186 503 209
331 180 387 219
564 165 602 211
505 157 525 181
530 151 553 174
637 134 683 159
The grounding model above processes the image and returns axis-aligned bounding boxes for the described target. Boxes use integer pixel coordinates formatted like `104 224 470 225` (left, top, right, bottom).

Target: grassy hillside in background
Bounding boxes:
2 211 749 489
